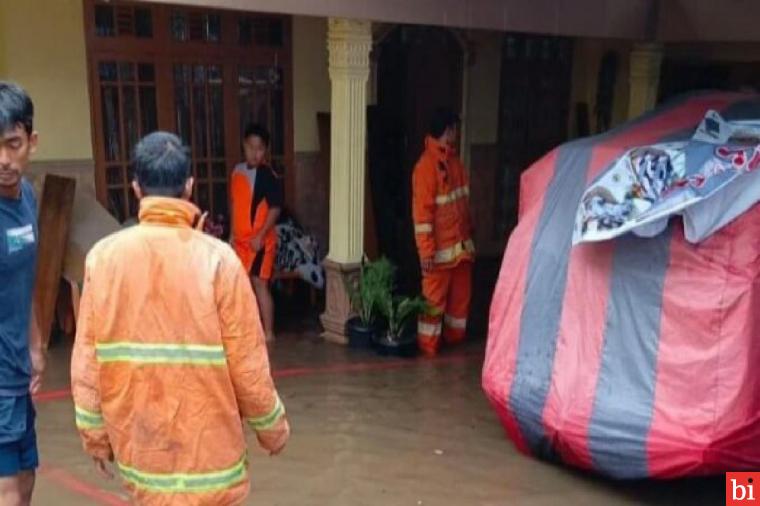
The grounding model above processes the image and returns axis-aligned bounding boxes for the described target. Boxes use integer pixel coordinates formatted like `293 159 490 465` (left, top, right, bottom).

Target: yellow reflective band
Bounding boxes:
444 315 467 330
95 343 227 366
435 185 470 206
418 321 442 337
415 223 433 234
434 239 475 264
75 405 105 430
248 396 285 431
118 454 247 494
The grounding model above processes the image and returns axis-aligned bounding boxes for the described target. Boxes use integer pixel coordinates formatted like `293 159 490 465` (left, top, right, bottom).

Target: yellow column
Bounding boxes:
320 18 372 344
0 6 6 77
627 43 663 119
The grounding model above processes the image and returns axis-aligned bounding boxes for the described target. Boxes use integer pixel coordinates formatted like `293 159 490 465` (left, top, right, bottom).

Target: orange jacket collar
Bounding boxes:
425 136 456 162
138 197 200 228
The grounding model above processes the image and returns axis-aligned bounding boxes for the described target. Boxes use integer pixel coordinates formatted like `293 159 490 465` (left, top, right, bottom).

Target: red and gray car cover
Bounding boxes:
482 92 760 479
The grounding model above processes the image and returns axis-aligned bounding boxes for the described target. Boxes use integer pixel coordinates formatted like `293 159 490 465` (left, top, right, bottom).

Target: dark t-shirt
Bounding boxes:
249 165 284 221
0 179 38 396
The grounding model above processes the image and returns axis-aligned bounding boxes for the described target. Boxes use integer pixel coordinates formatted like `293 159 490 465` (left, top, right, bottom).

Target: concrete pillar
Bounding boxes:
627 42 663 119
0 7 6 78
320 18 372 345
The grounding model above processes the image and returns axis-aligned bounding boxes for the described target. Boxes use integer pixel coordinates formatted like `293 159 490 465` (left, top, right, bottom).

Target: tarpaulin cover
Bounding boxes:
482 92 760 479
573 110 760 245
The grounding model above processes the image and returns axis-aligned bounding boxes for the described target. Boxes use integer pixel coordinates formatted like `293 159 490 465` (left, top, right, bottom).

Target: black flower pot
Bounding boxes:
346 317 380 349
372 323 418 358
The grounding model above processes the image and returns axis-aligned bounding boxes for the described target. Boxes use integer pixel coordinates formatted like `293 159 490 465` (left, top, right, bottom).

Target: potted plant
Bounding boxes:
374 293 428 357
345 257 394 348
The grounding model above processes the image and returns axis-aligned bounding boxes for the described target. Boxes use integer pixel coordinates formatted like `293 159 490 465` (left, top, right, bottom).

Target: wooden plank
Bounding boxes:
33 175 77 350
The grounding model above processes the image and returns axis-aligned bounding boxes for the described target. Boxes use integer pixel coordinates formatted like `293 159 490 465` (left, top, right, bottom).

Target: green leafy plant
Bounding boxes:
378 294 428 342
347 257 395 326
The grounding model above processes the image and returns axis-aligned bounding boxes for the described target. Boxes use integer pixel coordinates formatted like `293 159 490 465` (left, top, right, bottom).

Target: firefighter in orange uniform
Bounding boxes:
71 132 289 506
412 108 474 357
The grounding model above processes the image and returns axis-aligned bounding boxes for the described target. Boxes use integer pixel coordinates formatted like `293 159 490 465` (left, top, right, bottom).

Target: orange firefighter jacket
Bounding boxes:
412 136 475 267
71 197 289 506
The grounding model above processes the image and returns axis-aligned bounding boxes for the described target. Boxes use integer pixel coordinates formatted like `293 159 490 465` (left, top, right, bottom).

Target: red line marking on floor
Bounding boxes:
39 465 129 506
34 389 72 402
33 352 482 405
273 352 480 378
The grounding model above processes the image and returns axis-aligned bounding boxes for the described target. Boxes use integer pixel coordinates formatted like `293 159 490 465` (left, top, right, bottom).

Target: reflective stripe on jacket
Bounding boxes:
412 136 474 267
72 197 289 506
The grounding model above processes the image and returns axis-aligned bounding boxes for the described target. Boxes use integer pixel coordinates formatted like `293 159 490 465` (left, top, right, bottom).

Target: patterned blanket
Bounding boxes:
200 213 325 290
274 217 325 289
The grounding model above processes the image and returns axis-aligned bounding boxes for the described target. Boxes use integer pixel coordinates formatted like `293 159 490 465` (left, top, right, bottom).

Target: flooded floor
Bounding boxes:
33 325 725 505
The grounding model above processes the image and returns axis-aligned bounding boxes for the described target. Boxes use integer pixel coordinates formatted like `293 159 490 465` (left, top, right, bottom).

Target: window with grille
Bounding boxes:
85 0 293 225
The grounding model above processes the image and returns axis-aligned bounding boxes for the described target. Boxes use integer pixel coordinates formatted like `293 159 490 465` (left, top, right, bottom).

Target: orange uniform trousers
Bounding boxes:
418 260 472 357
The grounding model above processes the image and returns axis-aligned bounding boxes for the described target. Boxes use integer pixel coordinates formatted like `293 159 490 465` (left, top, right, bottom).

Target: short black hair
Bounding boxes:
0 82 34 136
429 107 460 138
243 123 270 147
132 132 191 197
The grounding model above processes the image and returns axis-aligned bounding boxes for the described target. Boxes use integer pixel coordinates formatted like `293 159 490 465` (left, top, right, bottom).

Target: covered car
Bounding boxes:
482 92 760 478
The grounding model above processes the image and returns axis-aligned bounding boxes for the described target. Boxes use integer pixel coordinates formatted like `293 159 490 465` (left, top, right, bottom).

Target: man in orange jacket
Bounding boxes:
71 132 289 506
413 108 474 357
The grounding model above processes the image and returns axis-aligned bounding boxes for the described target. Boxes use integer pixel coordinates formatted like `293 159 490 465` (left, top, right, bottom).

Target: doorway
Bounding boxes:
369 25 464 294
658 59 760 103
494 34 574 237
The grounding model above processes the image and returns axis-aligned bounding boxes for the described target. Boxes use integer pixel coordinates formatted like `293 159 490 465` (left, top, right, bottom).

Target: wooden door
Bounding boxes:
495 34 573 237
372 26 464 295
657 60 760 104
84 0 293 227
238 65 286 169
404 27 464 171
91 58 160 222
172 62 229 219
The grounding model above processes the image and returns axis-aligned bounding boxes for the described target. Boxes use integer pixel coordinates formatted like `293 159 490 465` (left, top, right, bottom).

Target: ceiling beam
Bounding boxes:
139 0 654 39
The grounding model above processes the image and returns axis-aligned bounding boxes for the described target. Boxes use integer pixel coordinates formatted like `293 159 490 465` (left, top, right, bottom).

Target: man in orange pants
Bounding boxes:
412 107 474 357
